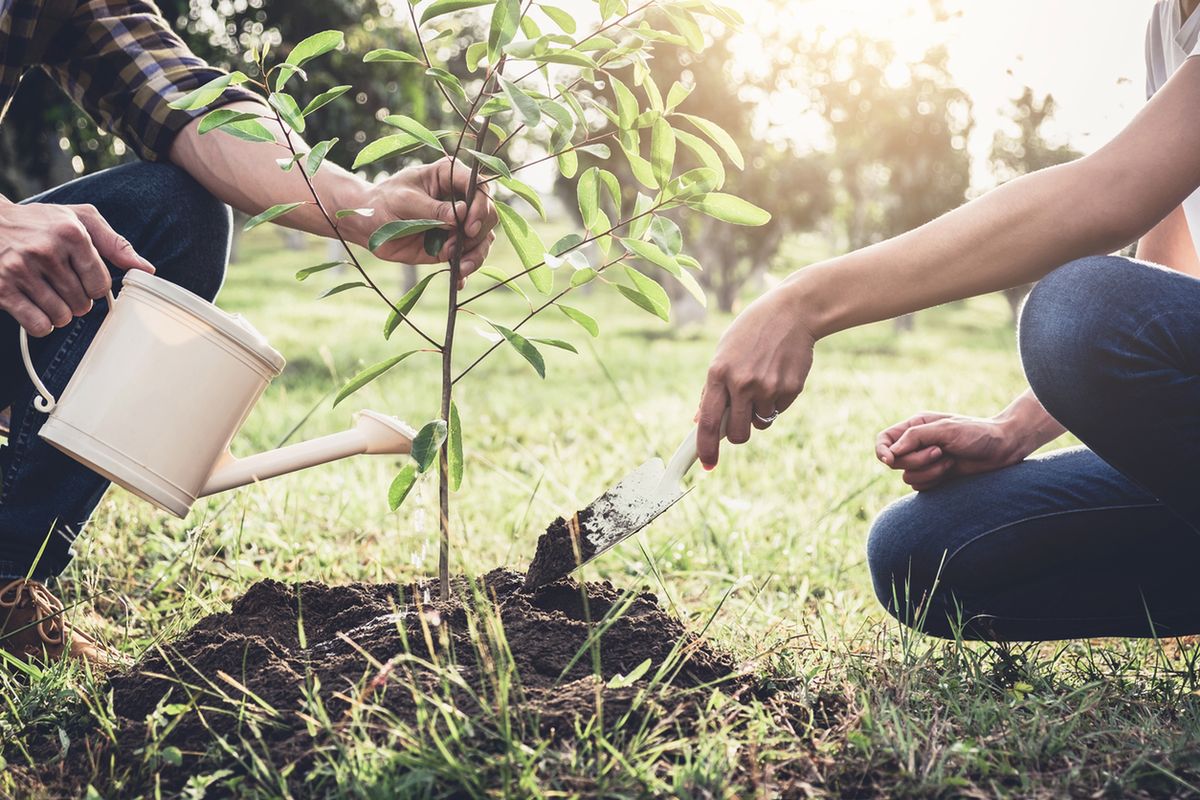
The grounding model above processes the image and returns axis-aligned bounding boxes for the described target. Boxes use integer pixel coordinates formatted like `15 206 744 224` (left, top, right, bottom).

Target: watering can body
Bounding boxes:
22 270 414 518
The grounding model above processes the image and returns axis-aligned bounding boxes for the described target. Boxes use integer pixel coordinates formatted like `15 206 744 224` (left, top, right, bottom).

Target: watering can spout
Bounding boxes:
200 411 416 497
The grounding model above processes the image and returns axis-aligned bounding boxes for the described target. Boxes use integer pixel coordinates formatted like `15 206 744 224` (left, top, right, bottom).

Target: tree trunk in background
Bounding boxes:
280 228 307 251
402 263 419 293
228 210 249 264
893 313 915 332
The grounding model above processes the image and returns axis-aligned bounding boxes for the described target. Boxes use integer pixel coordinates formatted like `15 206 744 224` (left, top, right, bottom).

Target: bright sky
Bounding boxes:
731 0 1152 186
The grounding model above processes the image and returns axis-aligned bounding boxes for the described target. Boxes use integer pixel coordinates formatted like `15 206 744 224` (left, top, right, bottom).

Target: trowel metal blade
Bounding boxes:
574 457 690 567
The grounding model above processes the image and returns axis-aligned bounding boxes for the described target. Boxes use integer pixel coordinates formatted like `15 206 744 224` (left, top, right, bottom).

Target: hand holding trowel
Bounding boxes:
522 415 728 590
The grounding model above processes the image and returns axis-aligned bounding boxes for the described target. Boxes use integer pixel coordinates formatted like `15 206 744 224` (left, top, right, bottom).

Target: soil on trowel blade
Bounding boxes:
523 506 599 589
18 569 755 797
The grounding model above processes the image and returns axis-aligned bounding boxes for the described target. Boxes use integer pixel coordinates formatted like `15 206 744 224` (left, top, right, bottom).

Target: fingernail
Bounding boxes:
702 462 716 471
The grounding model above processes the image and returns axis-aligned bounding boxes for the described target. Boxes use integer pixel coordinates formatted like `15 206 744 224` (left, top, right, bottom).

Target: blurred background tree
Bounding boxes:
4 0 1087 329
990 87 1082 320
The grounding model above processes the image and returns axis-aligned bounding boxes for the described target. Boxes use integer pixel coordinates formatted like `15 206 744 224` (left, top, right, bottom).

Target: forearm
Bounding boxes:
995 389 1066 457
789 58 1200 340
167 100 376 247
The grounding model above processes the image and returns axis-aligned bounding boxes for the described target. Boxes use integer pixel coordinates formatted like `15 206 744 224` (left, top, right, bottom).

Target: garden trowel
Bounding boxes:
523 424 710 589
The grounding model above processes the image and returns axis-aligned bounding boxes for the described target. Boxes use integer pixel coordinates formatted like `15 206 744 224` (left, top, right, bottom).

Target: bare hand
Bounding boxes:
0 201 155 337
875 412 1031 491
363 158 498 284
697 283 815 469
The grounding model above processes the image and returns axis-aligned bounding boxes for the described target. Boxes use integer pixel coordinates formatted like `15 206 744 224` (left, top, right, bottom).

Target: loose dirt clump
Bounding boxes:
15 569 762 797
523 508 598 589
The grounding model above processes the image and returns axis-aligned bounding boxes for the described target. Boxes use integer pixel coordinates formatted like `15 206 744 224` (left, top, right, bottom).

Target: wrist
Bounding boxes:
993 391 1063 459
778 261 846 341
320 171 377 248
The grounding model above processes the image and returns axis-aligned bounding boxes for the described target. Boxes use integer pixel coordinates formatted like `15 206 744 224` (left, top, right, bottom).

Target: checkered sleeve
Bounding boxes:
40 0 261 161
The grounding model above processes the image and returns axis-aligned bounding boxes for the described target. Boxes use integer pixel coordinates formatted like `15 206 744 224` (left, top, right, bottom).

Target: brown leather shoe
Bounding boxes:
0 579 128 669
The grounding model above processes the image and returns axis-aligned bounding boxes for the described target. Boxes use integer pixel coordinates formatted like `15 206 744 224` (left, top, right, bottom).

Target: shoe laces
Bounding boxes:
0 579 65 646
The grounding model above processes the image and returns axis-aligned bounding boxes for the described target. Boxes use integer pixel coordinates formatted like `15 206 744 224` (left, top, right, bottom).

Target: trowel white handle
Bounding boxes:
660 411 729 489
19 289 115 413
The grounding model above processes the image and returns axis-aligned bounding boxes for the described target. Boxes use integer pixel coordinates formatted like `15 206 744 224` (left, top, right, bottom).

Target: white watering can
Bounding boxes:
18 270 416 518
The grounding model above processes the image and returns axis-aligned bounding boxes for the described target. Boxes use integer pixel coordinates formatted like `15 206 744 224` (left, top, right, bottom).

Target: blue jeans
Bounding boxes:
0 162 230 580
868 256 1200 641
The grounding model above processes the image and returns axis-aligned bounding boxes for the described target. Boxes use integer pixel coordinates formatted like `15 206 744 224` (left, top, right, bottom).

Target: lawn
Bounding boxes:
5 225 1200 799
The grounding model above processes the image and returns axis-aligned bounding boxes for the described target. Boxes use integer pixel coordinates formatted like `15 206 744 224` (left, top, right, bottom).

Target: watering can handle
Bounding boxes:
19 289 115 414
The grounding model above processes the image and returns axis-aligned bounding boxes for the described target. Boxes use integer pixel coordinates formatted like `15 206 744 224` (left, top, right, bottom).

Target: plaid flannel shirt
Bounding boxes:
1 0 257 161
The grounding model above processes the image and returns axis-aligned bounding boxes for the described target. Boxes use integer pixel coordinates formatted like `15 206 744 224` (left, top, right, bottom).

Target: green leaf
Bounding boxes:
531 337 577 353
305 138 338 176
477 265 529 300
598 169 622 216
499 76 541 127
621 238 678 273
384 273 439 338
382 114 444 151
269 93 305 133
412 420 449 473
489 321 545 378
495 201 551 293
334 351 421 406
273 64 307 91
160 746 184 767
220 119 277 143
244 202 304 231
569 267 597 286
426 67 468 105
610 76 637 127
650 115 676 187
424 229 449 258
674 266 708 307
529 50 597 68
168 73 233 111
619 266 670 321
666 81 693 111
364 48 423 64
550 233 584 255
295 261 347 281
198 108 262 135
335 207 375 219
448 401 464 491
607 657 652 689
542 5 576 32
576 143 611 159
686 193 771 226
302 85 352 116
676 113 744 169
388 464 419 511
673 128 725 186
368 219 447 252
649 215 683 255
421 0 495 25
557 149 579 179
467 149 511 178
466 41 489 72
488 0 521 62
319 281 367 299
557 303 599 336
286 30 344 68
577 166 599 229
628 193 655 239
352 133 422 169
498 176 546 219
664 6 704 52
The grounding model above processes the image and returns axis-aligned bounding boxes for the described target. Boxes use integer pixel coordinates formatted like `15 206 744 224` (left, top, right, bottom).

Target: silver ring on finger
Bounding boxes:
754 409 780 425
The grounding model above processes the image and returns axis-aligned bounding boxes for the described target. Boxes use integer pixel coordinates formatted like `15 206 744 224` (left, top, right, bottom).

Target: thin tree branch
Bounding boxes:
453 255 625 384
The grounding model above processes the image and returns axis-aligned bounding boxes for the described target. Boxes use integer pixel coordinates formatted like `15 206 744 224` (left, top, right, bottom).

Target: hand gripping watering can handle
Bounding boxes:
19 289 116 413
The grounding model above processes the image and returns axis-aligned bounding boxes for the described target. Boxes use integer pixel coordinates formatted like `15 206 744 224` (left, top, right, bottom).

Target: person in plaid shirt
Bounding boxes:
0 1 497 666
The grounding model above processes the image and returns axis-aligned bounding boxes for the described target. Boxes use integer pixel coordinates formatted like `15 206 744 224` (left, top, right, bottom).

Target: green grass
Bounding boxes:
5 226 1200 798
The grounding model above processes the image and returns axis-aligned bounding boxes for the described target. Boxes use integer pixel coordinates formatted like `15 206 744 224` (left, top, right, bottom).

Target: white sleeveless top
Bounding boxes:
1147 1 1200 248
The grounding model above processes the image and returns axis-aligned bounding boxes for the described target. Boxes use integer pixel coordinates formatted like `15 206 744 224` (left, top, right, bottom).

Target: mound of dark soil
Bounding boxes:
20 569 760 796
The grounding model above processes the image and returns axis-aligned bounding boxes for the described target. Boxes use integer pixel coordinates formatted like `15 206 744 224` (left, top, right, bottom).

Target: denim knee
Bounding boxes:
120 162 230 302
866 495 942 627
1018 256 1132 430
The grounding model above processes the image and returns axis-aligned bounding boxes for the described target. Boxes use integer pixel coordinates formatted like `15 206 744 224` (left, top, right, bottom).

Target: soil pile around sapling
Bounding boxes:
19 569 758 796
